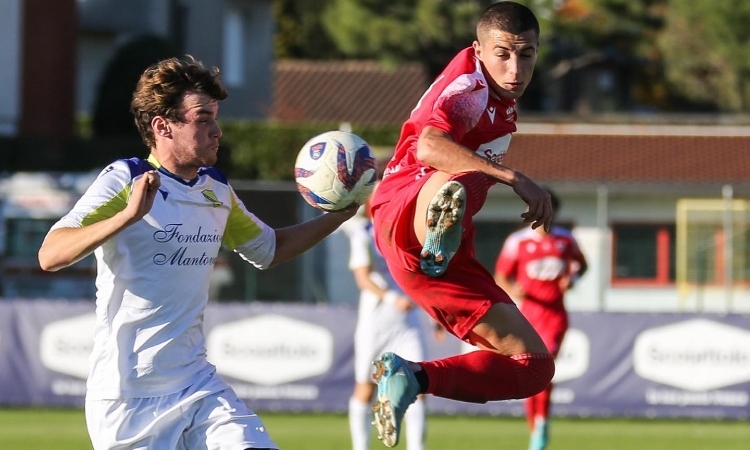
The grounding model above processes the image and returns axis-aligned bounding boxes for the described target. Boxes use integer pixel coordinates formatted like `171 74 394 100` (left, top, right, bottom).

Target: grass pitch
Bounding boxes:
0 407 748 450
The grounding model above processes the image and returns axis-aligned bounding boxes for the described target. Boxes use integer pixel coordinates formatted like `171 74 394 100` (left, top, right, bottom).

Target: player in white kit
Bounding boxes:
340 205 428 450
38 55 357 450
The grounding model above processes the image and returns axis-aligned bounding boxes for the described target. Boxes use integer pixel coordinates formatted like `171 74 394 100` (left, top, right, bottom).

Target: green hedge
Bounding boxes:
220 121 401 180
20 119 402 178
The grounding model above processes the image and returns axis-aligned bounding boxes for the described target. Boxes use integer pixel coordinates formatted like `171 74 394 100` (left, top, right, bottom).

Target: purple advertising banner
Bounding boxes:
0 300 748 419
425 312 750 419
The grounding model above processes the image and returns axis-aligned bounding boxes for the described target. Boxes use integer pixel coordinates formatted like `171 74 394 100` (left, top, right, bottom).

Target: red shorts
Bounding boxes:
372 171 515 340
519 299 568 356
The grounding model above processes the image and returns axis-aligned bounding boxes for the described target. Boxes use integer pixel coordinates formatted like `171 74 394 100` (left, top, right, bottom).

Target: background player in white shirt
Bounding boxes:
38 55 357 450
341 200 429 450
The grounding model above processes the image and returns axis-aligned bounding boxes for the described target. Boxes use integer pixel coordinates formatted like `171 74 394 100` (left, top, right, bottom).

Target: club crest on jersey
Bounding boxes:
201 189 223 207
309 142 326 160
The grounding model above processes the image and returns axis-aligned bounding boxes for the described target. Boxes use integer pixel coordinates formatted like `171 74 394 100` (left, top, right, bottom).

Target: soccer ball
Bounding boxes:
294 130 378 212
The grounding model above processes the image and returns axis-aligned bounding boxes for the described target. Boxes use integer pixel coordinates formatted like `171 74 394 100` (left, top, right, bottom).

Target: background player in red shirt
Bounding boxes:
495 188 588 450
368 2 556 447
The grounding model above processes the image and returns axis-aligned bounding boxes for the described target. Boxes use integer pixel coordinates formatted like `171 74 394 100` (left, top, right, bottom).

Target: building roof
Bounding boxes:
507 125 750 188
271 60 429 125
271 60 750 190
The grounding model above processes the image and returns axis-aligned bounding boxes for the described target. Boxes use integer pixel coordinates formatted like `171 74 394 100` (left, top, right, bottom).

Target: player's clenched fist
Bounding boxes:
124 170 161 225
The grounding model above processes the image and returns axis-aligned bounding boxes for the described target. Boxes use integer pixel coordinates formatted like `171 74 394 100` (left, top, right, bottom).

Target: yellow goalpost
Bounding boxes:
676 196 749 308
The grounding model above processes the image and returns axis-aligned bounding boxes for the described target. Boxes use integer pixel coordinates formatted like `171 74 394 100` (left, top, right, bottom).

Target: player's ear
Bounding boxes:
473 40 482 61
152 116 171 138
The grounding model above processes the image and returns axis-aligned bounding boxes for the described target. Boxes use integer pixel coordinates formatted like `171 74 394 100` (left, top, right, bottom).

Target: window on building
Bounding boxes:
612 223 675 285
474 221 527 272
222 7 245 87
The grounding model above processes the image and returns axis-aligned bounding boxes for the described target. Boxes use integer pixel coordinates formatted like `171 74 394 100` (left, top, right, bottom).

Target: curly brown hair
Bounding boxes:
130 55 228 148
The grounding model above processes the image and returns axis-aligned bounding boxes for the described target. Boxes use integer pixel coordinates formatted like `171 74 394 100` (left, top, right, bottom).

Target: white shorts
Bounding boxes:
85 373 277 450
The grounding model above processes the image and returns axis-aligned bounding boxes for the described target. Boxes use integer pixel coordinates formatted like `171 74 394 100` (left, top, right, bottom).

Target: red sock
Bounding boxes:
419 351 554 403
525 395 537 429
526 384 552 429
536 383 553 418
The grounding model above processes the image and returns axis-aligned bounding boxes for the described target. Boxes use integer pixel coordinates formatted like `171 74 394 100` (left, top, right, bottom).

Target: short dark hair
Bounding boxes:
476 1 540 41
130 55 227 148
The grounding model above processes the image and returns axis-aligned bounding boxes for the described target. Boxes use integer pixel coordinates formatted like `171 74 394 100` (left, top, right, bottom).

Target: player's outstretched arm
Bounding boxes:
38 171 161 272
418 126 552 231
270 207 358 267
417 126 504 176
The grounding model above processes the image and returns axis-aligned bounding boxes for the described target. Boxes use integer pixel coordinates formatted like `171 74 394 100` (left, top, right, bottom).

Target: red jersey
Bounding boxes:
370 47 517 212
495 226 587 308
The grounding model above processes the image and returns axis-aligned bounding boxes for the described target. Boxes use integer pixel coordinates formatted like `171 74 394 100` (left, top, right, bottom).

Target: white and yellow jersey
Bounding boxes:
50 155 275 399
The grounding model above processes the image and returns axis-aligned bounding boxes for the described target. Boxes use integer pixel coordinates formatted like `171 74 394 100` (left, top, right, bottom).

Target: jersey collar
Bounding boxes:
147 153 200 186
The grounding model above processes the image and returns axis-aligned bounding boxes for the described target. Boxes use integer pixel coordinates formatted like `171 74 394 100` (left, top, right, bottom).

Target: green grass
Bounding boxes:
0 408 748 450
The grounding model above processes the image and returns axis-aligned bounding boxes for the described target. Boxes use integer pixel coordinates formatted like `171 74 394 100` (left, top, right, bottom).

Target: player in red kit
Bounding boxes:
368 2 555 447
494 189 588 450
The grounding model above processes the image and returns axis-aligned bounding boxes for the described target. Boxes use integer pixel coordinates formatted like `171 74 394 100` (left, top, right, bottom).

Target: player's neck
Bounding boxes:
148 152 198 181
488 88 516 107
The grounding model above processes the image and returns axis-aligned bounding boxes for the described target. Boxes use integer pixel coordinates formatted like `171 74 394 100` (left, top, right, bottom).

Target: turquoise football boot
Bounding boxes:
371 352 420 447
528 417 549 450
420 180 465 277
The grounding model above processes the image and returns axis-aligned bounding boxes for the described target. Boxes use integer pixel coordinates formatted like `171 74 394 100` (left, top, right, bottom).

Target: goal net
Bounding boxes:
676 198 750 307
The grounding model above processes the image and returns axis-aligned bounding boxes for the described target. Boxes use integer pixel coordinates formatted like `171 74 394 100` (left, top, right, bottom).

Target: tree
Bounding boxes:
658 0 750 112
316 0 671 111
274 0 343 59
321 0 495 77
536 0 669 112
277 0 748 113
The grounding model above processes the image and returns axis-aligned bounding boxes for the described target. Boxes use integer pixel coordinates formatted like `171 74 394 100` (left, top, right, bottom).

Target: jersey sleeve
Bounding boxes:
425 73 489 142
342 217 372 271
223 187 276 270
571 236 587 268
50 161 133 231
495 232 521 277
558 227 588 274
